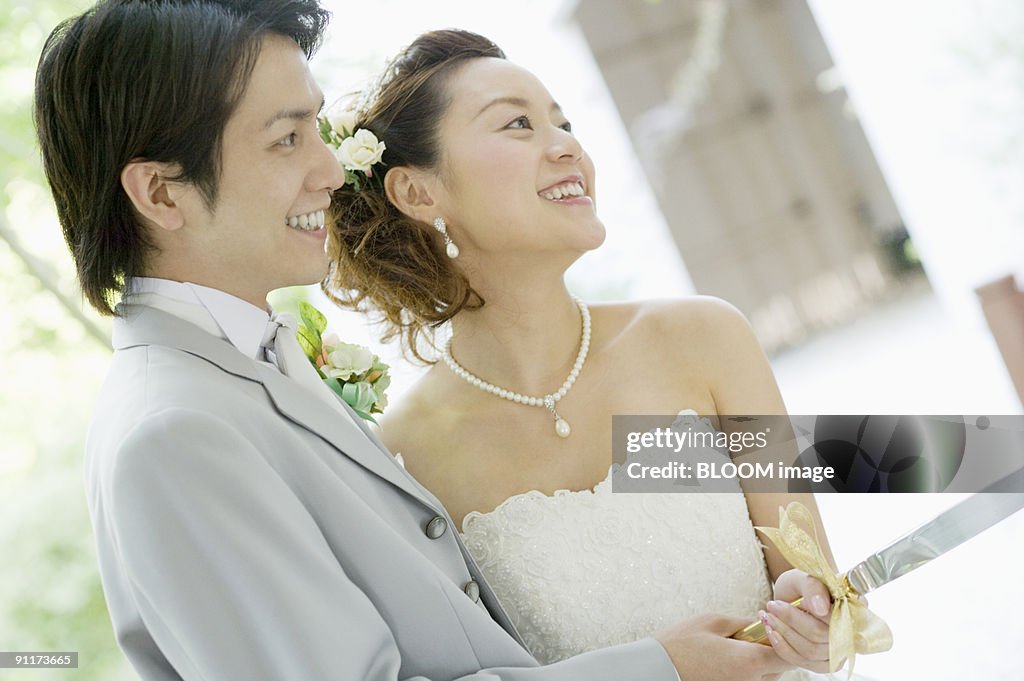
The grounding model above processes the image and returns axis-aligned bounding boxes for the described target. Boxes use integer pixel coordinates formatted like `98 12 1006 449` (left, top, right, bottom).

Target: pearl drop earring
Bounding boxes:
433 217 460 259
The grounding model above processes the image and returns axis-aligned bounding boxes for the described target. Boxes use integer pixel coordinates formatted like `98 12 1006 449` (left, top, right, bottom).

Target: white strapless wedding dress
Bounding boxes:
458 410 836 680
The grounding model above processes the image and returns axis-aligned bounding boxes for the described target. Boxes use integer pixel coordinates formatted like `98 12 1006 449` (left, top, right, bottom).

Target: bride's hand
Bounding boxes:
760 568 836 674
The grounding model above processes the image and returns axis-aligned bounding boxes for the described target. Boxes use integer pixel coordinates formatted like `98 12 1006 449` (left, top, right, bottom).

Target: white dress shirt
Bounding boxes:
123 277 272 361
121 277 364 429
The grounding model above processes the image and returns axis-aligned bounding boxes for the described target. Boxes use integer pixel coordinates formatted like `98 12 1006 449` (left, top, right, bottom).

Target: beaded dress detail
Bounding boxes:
459 410 789 666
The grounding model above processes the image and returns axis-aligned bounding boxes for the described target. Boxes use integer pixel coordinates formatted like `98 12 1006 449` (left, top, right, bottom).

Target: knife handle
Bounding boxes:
730 597 803 644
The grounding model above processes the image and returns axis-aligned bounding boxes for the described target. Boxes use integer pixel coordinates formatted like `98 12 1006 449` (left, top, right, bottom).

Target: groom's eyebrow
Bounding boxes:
262 96 326 130
474 96 562 119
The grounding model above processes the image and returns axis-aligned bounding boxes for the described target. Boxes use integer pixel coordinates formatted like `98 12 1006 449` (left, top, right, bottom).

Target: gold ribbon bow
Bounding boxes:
756 502 893 678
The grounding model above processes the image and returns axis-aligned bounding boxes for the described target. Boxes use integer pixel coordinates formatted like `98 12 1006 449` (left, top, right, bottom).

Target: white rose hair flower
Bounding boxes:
327 109 357 139
319 106 386 192
337 129 386 175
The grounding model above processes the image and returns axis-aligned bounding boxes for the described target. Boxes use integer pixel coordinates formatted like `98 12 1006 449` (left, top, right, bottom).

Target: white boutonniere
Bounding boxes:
295 301 390 422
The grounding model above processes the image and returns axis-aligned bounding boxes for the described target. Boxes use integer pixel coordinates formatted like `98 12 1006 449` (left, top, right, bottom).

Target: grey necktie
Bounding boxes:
260 312 354 417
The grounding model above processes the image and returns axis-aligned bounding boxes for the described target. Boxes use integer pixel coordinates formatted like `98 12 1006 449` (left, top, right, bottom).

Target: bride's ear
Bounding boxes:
384 166 438 225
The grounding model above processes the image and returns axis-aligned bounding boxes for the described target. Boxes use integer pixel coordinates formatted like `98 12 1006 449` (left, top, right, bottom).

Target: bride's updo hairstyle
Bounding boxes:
323 30 506 362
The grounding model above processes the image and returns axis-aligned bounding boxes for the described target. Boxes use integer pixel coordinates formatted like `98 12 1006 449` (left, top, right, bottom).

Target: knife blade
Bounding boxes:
846 477 1024 595
733 466 1024 644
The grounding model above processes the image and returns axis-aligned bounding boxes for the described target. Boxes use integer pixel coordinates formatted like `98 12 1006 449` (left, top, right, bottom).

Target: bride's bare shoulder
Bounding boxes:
591 296 751 350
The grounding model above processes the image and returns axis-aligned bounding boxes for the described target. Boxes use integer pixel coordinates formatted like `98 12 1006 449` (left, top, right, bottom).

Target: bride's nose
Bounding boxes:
546 128 584 163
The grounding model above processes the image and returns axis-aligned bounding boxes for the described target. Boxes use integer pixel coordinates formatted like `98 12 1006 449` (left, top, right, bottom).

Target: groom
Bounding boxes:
35 1 804 679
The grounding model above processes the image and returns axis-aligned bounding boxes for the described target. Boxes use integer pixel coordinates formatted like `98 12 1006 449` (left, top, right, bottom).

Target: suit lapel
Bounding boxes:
114 304 436 510
259 367 526 649
344 403 453 506
114 305 527 647
253 362 438 508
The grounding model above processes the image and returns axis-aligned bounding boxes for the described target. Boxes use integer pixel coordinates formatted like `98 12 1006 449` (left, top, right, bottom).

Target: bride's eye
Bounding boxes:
506 115 532 131
559 120 573 133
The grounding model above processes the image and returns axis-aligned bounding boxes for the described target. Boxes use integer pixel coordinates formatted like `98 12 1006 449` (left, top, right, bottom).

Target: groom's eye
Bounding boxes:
276 132 298 148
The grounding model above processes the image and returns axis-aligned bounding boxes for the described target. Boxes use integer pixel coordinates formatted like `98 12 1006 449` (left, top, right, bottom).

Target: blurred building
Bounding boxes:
571 0 928 353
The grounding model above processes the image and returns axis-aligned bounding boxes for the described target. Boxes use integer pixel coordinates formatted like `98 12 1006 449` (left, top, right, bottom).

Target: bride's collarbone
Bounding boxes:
412 415 611 525
394 348 716 521
442 415 610 483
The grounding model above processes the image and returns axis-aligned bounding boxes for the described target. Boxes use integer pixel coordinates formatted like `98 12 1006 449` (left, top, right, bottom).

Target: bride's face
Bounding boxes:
430 58 605 260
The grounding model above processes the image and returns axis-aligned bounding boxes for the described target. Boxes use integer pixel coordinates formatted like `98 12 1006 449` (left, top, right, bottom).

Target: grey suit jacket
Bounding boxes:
85 304 678 681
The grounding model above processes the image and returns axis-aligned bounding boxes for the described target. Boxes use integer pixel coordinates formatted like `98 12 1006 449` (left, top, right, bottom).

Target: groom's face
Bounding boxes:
174 34 345 307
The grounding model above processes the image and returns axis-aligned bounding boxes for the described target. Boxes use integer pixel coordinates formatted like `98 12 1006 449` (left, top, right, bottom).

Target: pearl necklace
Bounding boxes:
441 297 591 438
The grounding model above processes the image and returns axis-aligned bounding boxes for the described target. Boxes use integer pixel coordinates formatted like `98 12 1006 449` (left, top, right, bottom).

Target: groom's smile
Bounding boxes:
285 208 327 232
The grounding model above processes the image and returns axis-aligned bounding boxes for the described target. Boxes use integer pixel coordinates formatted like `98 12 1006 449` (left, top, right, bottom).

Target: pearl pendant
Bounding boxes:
441 297 589 440
446 241 460 258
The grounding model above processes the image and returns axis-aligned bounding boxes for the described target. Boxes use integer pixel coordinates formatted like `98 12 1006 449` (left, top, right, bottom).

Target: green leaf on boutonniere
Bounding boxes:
299 301 327 334
296 301 328 363
295 324 320 364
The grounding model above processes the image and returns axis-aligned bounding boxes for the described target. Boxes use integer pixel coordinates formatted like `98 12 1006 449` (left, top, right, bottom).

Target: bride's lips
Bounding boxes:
545 195 592 206
538 174 592 206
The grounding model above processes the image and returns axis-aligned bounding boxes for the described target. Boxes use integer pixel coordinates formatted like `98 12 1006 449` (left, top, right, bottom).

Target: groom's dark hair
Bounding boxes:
33 0 331 316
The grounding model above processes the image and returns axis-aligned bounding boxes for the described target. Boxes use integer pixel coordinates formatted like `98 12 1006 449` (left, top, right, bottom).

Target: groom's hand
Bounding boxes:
654 613 792 681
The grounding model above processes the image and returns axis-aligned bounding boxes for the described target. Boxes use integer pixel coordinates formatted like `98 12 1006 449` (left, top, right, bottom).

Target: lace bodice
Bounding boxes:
460 410 776 665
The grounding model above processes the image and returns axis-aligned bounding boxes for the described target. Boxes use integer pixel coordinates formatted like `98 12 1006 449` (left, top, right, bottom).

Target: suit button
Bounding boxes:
425 516 448 539
463 579 480 603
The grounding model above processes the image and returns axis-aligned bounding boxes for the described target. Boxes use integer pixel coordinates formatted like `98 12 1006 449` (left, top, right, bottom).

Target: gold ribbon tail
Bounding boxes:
740 502 893 678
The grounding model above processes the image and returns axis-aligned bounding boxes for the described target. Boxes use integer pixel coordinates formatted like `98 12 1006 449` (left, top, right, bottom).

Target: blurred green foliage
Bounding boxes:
1 0 134 679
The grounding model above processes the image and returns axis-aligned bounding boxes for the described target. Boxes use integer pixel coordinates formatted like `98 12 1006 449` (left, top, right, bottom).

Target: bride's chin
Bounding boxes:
577 221 607 251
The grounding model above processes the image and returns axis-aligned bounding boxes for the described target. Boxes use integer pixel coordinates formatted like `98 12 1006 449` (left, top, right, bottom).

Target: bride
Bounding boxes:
325 29 845 679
